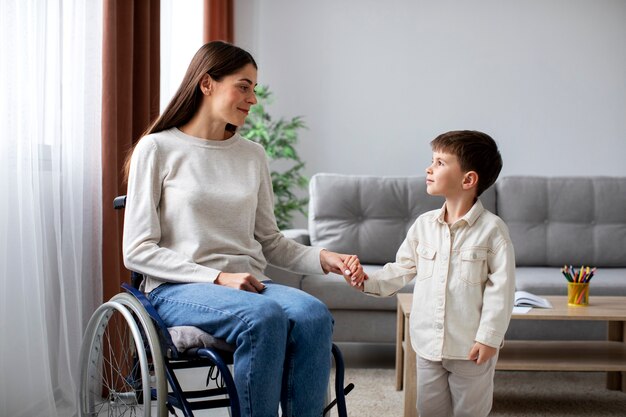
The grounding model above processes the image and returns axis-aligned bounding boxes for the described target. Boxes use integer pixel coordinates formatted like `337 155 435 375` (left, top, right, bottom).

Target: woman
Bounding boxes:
122 41 360 417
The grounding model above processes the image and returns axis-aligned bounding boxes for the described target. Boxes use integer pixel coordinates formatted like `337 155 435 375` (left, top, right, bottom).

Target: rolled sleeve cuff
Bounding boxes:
475 327 504 349
363 278 381 295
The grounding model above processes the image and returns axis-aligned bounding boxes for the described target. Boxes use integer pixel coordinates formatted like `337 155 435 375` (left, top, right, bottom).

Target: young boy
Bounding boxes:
349 130 515 417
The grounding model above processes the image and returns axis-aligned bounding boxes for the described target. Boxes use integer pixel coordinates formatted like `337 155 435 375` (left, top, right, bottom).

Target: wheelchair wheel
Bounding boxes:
78 295 167 417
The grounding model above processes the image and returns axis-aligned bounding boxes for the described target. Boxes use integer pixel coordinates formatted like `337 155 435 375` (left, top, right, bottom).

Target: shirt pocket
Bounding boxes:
416 244 437 281
460 248 488 285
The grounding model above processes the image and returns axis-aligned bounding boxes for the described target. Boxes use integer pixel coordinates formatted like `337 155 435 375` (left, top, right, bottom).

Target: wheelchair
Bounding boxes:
77 195 353 417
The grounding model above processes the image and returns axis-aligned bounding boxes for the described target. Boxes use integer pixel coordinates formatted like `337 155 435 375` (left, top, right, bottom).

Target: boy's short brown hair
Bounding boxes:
430 130 502 196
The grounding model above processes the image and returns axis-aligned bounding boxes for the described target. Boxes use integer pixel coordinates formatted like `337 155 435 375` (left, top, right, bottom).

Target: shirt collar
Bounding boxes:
434 199 485 227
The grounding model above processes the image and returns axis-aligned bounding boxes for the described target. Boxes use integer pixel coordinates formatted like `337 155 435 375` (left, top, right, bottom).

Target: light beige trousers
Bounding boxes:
416 353 498 417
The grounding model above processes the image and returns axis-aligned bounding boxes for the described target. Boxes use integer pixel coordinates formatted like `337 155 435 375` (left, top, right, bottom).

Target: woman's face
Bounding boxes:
209 63 258 127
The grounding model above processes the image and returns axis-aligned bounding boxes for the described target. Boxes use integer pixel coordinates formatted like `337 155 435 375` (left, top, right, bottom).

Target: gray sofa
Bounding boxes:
267 174 626 344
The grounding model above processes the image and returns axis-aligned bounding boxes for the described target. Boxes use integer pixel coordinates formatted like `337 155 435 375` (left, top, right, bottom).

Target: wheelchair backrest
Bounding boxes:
115 195 181 359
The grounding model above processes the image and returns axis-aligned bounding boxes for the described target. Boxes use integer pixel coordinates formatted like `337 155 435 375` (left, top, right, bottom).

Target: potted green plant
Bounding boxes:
240 85 308 229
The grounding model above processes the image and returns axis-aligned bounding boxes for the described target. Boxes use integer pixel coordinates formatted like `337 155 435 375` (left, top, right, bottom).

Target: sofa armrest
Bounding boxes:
280 228 311 246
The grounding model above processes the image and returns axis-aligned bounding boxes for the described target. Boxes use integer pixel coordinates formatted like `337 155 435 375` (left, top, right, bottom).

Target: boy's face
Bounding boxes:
425 151 467 197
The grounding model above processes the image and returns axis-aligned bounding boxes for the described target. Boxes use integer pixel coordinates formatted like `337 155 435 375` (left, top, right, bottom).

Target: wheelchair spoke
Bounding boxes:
79 303 154 417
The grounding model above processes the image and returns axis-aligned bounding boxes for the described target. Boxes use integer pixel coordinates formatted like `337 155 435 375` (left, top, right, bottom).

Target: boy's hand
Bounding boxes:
468 342 497 365
345 255 368 290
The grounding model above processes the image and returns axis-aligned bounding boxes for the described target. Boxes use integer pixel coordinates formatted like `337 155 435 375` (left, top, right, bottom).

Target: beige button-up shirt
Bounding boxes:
364 199 515 361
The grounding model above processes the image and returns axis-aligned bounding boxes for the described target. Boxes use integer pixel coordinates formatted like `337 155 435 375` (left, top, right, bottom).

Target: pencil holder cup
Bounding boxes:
567 282 589 306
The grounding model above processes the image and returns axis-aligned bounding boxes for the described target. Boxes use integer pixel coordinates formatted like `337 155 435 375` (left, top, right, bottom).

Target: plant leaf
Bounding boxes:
240 85 308 228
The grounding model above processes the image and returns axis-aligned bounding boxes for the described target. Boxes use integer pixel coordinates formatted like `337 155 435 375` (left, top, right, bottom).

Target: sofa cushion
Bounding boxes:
497 177 626 267
308 173 496 264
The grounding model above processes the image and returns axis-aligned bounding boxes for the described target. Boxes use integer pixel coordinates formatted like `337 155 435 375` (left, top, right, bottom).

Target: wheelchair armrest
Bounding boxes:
113 195 127 210
121 282 179 357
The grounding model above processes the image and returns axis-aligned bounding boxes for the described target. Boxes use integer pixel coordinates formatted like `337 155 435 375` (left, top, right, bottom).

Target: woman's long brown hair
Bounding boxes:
122 41 257 183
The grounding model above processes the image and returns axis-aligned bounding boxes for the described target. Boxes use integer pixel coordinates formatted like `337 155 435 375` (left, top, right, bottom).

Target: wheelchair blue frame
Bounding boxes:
122 280 241 416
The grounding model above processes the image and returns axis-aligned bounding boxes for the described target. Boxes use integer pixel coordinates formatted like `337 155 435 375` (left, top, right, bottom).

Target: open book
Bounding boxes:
514 291 553 309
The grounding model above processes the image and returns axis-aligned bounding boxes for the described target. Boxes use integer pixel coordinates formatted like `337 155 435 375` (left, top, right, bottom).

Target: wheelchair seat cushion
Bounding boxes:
168 326 236 353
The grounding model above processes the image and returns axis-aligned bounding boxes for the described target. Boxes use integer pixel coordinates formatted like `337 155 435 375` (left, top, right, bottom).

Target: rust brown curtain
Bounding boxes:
102 0 160 303
204 0 234 43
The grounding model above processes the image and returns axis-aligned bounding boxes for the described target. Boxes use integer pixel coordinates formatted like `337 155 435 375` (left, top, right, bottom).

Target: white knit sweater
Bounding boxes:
123 128 323 292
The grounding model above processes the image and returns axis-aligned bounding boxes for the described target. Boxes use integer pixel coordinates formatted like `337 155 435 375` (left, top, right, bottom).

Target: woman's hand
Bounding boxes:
320 250 366 289
215 272 266 293
319 249 355 277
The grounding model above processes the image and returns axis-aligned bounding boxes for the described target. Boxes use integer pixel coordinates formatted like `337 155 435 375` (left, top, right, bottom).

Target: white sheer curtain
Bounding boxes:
0 1 102 416
160 0 203 111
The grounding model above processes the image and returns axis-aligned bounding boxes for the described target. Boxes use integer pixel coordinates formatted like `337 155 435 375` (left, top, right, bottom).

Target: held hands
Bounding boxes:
319 250 367 290
215 272 266 293
468 342 497 365
216 250 366 294
319 249 356 277
343 254 368 291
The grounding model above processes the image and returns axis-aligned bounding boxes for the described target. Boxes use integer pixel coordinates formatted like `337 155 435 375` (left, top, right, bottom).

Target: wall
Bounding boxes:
235 0 626 227
235 0 626 175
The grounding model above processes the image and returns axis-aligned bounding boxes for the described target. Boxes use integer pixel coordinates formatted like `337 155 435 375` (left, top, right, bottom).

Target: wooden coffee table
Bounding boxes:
395 293 626 417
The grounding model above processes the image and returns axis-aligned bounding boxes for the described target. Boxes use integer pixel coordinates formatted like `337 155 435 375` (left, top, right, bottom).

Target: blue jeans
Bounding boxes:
148 281 334 417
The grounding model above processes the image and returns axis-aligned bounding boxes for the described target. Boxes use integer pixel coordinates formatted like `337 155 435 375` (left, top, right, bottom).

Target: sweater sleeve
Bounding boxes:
253 153 324 275
122 137 222 284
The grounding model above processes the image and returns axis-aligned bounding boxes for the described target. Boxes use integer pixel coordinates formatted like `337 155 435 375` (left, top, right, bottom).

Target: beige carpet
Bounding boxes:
330 368 626 416
331 368 403 417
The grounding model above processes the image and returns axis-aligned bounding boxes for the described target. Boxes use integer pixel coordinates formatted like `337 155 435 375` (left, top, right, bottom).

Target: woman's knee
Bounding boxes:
311 298 333 327
292 297 333 337
245 297 290 338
